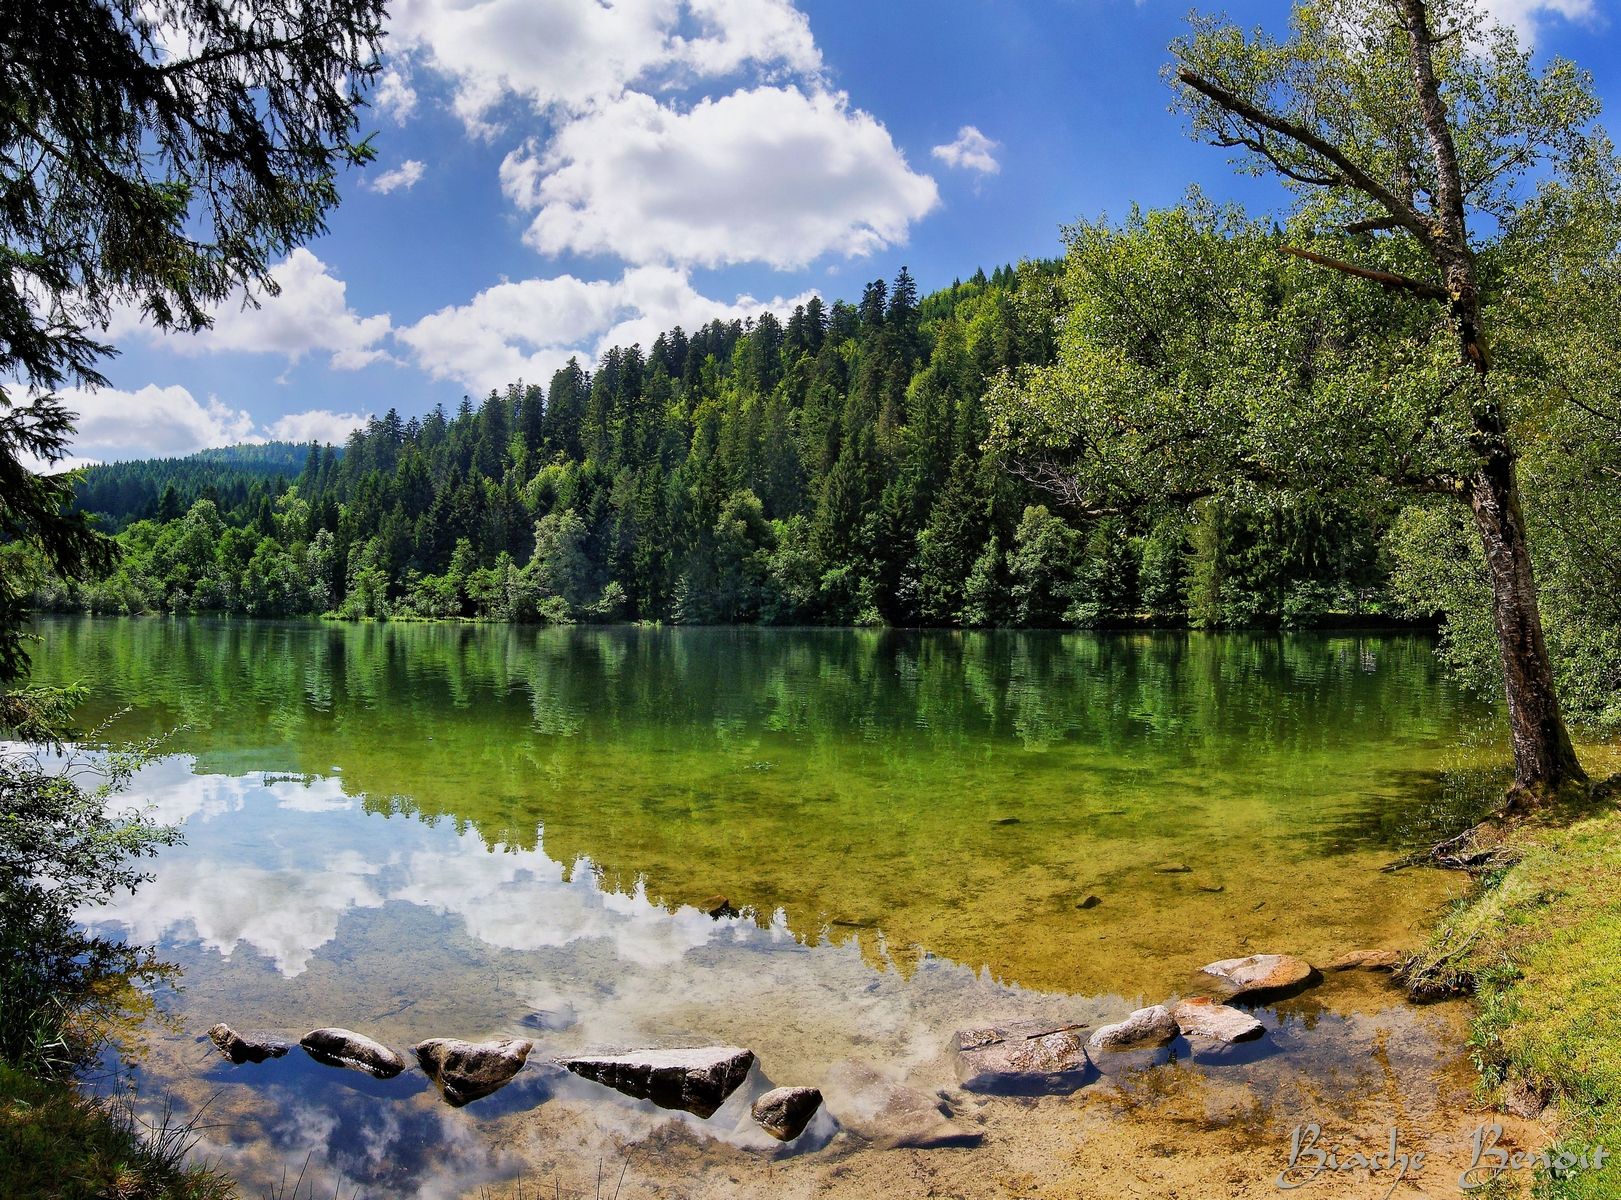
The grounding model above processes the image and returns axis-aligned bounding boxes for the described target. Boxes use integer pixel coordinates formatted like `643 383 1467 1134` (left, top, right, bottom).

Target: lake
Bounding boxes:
28 617 1514 1197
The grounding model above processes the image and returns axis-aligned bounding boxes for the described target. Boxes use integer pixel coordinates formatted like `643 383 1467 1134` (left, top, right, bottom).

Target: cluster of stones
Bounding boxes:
205 948 1401 1153
951 950 1401 1097
205 1024 824 1142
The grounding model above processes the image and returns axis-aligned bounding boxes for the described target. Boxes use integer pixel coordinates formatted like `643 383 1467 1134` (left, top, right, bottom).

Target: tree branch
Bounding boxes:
1344 216 1405 235
1278 245 1449 299
1176 67 1434 244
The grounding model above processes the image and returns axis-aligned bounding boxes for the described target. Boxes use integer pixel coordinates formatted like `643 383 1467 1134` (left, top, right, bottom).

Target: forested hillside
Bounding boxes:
69 442 312 531
34 265 1392 627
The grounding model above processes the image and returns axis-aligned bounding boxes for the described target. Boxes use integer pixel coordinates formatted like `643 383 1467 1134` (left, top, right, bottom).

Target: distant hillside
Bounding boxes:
71 441 326 530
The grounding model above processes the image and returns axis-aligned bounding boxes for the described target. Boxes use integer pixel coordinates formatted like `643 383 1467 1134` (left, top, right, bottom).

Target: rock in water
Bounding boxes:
1323 949 1402 972
1171 997 1265 1044
751 1086 823 1141
1087 1005 1179 1052
299 1028 406 1079
559 1047 754 1118
953 1021 1093 1093
821 1061 981 1149
701 895 736 918
207 1023 289 1064
1198 954 1321 1002
413 1037 533 1107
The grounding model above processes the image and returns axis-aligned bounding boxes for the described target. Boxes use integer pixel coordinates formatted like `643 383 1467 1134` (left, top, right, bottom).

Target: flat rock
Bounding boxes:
207 1023 290 1064
751 1086 823 1141
1323 949 1403 972
953 1021 1093 1093
413 1037 533 1107
559 1046 753 1118
1172 997 1265 1044
822 1061 982 1149
1199 954 1321 1002
1153 862 1192 874
1087 1005 1179 1052
300 1028 406 1078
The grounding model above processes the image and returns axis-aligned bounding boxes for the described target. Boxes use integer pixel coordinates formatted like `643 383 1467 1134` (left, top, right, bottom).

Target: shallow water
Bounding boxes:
26 618 1522 1197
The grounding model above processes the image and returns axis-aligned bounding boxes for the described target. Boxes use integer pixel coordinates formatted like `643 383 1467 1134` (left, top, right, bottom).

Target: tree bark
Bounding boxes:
1466 446 1588 800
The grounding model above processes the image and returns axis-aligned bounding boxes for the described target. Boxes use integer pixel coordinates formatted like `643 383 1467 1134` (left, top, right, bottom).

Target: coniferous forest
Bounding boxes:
31 263 1391 630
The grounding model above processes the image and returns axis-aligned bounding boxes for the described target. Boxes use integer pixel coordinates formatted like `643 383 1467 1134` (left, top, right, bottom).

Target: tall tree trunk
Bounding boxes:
1466 445 1587 800
1447 250 1587 800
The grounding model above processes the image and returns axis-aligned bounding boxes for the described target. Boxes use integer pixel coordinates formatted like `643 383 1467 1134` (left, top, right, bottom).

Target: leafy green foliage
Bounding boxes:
0 704 179 1072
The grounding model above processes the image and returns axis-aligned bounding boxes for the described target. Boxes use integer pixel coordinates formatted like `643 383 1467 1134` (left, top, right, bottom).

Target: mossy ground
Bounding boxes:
1406 802 1621 1199
0 1063 233 1200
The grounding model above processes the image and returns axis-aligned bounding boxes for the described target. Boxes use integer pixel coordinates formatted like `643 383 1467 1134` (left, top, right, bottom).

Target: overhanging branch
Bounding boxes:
1279 245 1448 300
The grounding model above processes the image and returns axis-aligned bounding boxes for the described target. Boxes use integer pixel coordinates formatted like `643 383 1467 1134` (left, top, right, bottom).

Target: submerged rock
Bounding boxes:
953 1021 1093 1093
413 1037 533 1107
1199 954 1321 1002
751 1086 823 1141
1172 997 1264 1044
207 1023 289 1064
1087 1005 1179 1052
1323 949 1403 973
559 1046 754 1118
299 1028 406 1079
822 1061 981 1149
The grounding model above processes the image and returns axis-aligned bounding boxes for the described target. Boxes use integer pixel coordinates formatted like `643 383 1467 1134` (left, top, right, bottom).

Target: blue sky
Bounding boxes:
67 0 1619 462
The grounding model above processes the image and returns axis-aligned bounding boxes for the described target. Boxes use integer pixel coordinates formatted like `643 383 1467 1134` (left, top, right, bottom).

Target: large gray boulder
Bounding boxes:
1198 954 1321 1002
751 1086 823 1141
299 1028 406 1079
953 1021 1093 1093
207 1023 290 1064
821 1061 981 1149
413 1037 533 1107
1087 1005 1179 1052
559 1046 754 1118
1172 997 1264 1044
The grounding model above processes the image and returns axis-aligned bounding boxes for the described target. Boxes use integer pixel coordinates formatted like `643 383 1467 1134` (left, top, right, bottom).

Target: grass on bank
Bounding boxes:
0 1063 231 1200
1407 803 1621 1199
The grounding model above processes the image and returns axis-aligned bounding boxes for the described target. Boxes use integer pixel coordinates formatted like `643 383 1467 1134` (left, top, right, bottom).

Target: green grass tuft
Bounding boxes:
0 1063 234 1200
1407 806 1621 1199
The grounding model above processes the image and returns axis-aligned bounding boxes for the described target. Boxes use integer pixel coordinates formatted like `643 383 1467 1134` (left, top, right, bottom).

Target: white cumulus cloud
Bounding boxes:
398 266 815 393
55 384 259 464
387 0 821 131
49 388 375 463
1477 0 1596 41
108 250 394 372
369 159 426 194
932 125 1000 176
265 410 374 445
373 65 418 123
501 86 937 269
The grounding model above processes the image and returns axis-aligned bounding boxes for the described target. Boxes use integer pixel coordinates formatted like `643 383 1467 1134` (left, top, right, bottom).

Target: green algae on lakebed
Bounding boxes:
22 617 1524 1196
